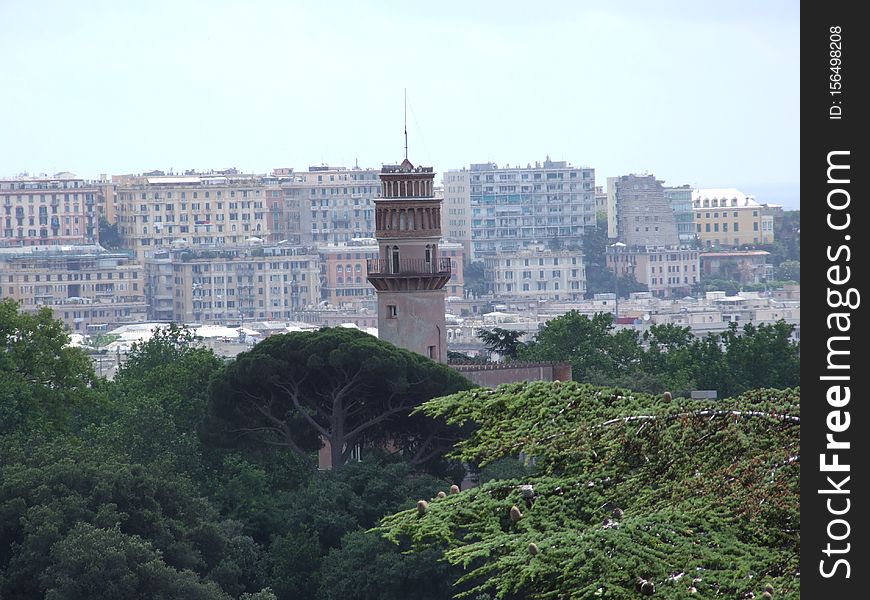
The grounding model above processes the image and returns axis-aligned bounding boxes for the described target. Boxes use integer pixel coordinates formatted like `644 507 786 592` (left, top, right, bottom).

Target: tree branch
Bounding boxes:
273 381 330 438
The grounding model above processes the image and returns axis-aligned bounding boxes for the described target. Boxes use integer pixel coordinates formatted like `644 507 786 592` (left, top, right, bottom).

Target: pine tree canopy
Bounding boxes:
377 381 800 600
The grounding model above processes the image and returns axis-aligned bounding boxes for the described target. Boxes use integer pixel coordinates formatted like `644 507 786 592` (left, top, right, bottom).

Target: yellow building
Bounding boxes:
0 245 147 333
692 188 777 248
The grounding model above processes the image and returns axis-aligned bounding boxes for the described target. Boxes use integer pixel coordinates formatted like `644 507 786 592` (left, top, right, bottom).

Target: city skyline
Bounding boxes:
2 0 799 208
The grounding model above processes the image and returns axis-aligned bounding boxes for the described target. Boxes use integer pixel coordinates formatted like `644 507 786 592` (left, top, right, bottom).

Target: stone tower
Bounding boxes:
367 158 450 362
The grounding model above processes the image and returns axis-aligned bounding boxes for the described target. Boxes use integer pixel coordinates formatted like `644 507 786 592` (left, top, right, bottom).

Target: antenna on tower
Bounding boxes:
404 88 408 160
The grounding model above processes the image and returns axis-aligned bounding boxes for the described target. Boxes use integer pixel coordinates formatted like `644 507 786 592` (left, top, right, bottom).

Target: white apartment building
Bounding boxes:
145 243 321 324
444 157 596 262
443 169 472 259
483 247 586 301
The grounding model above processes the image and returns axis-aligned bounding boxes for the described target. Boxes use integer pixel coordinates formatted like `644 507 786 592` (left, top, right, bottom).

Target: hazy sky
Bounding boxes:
1 0 799 207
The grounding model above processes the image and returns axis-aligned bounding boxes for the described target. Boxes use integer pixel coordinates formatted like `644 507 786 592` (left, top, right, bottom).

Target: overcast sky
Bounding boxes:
1 0 799 207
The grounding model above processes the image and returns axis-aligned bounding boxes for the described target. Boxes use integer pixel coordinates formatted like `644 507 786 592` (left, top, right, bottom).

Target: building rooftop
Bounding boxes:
693 188 762 206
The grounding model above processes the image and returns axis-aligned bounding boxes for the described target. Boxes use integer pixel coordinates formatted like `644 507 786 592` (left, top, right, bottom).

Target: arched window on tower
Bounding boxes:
391 245 400 274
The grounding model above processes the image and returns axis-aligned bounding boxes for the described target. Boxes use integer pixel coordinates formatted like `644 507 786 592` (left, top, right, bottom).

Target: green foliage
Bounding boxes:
87 332 121 348
1 304 468 600
90 323 223 476
464 261 488 298
319 529 460 600
519 311 635 381
0 437 268 599
208 327 473 469
448 350 489 364
265 529 322 600
752 210 799 267
694 277 740 297
98 216 122 249
377 382 800 599
775 260 800 283
40 523 231 600
0 299 103 435
478 457 538 485
715 321 800 397
477 328 527 359
517 311 799 398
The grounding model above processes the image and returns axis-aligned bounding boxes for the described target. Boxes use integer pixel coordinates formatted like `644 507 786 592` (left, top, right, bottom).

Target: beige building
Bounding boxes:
692 188 777 248
0 245 147 333
145 243 321 324
115 166 385 260
289 165 380 245
607 247 700 298
1 173 99 247
483 246 586 301
115 170 282 261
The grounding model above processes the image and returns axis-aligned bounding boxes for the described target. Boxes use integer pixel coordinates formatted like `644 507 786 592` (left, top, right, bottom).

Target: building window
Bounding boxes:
387 304 397 318
427 345 436 359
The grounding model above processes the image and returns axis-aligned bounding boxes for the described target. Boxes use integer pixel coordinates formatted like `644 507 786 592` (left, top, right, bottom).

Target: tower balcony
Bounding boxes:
366 258 451 291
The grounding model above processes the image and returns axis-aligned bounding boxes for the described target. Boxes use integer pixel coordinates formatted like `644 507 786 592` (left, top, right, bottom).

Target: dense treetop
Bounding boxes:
208 327 473 469
378 381 800 599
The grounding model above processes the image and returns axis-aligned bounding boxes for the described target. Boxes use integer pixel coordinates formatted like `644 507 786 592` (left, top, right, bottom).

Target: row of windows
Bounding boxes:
695 210 760 218
119 190 262 201
8 282 139 294
698 222 754 233
494 257 579 267
8 271 137 282
495 281 577 292
704 238 764 247
494 269 583 280
651 276 697 286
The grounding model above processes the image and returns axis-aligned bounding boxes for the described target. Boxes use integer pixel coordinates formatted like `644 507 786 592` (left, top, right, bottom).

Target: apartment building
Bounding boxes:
483 246 586 301
442 169 472 258
291 165 379 245
444 157 596 261
145 243 321 324
115 170 282 261
606 246 700 298
1 173 99 247
663 184 696 246
692 188 777 248
0 245 147 332
607 174 680 248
